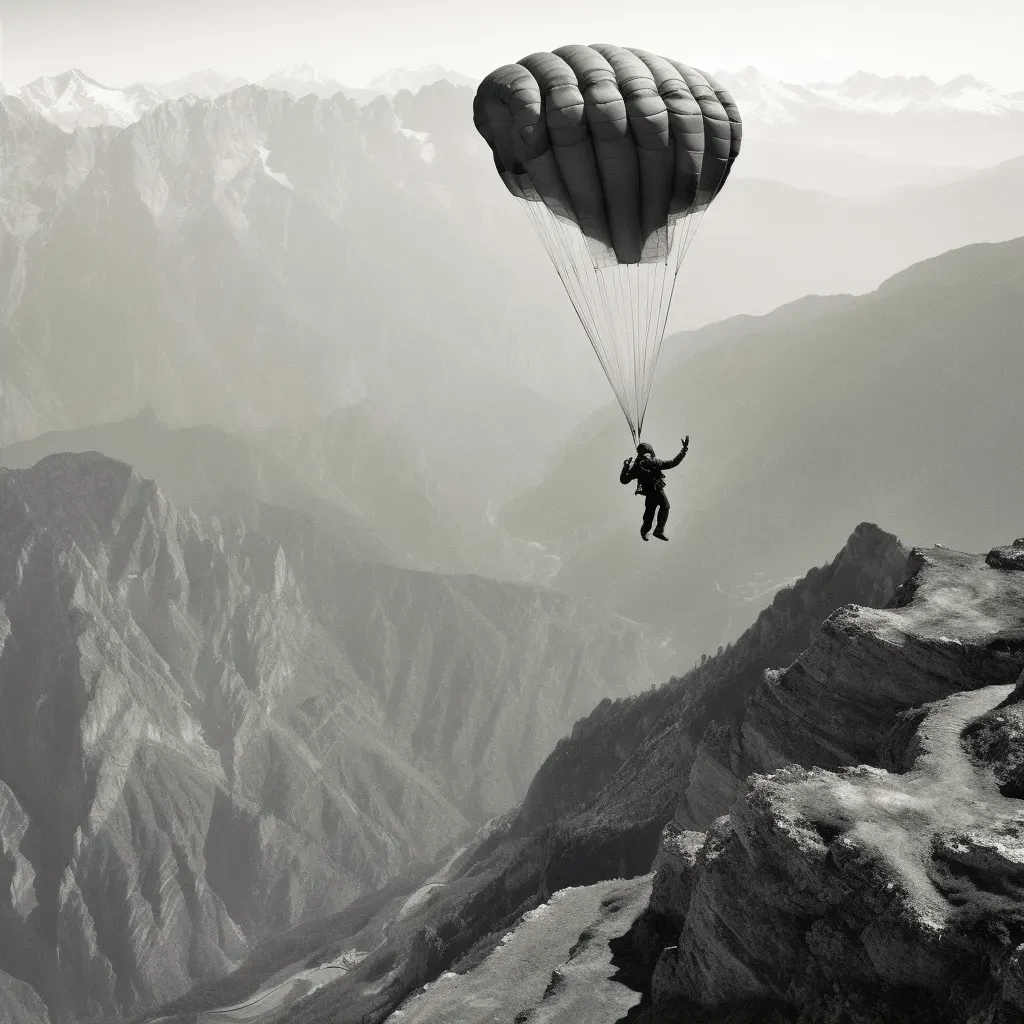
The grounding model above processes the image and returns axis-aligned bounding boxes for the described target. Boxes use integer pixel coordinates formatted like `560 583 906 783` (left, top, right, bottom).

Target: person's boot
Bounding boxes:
652 529 668 541
640 526 650 541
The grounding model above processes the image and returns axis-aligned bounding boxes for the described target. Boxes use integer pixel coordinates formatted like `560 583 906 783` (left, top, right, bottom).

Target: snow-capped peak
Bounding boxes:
14 68 168 131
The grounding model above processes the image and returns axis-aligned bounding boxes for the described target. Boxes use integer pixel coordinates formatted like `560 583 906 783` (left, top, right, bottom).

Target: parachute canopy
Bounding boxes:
473 45 741 440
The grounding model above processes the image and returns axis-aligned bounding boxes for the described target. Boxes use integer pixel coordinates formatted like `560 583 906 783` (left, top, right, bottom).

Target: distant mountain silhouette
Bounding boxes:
500 236 1024 665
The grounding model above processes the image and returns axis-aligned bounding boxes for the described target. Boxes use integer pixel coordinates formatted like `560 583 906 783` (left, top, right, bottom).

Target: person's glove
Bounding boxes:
681 435 690 453
623 457 632 466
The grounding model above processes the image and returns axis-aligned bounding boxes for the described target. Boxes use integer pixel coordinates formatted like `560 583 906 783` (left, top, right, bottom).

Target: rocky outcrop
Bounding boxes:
988 538 1024 570
962 668 1024 797
681 544 1024 828
0 452 657 1021
636 542 1024 1023
390 877 651 1024
609 823 704 984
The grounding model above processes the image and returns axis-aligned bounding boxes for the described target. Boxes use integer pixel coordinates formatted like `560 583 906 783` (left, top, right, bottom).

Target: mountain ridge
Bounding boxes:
716 66 1024 119
499 235 1024 666
9 66 1024 131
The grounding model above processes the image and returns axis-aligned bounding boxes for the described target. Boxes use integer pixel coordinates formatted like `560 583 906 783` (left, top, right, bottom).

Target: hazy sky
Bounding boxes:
2 0 1023 89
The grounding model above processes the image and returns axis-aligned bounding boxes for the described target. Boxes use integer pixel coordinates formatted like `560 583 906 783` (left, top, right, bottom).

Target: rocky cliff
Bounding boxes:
627 541 1024 1022
0 452 657 1021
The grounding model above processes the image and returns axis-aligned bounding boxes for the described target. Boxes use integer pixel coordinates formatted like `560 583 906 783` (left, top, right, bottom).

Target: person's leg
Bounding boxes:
653 493 670 539
641 495 658 539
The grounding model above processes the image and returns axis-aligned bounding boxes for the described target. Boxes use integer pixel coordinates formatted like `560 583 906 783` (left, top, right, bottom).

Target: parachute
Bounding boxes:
473 45 742 442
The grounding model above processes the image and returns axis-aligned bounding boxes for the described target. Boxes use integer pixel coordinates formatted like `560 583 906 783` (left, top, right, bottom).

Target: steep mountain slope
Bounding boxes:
515 523 908 836
501 236 1024 666
627 541 1024 1023
148 523 907 1024
0 452 657 1021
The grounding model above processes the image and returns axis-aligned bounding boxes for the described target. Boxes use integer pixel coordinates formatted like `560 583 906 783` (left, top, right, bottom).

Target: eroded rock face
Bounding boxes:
653 752 1024 1022
639 546 1024 1023
988 538 1024 571
0 969 51 1024
681 545 1024 829
963 668 1024 797
612 823 705 984
0 452 656 1021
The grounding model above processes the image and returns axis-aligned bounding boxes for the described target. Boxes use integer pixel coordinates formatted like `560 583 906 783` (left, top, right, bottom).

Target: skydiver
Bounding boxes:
620 436 689 541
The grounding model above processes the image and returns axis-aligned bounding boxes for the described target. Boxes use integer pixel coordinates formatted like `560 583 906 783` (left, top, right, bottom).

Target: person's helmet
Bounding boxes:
637 442 654 456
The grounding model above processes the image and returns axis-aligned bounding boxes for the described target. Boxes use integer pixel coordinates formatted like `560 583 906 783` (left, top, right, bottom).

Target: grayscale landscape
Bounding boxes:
1 2 1023 1022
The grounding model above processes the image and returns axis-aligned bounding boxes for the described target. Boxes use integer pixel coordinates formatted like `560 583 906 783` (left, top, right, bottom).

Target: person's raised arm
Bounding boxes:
655 436 690 471
620 457 635 485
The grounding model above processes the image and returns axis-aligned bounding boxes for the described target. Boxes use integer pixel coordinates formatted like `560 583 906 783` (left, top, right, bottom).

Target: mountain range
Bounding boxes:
138 527 1024 1024
7 64 1022 202
0 405 561 583
716 67 1024 119
0 451 659 1021
714 67 1024 193
8 65 1024 129
3 78 1024 527
139 521 919 1023
6 65 1024 196
0 64 476 129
